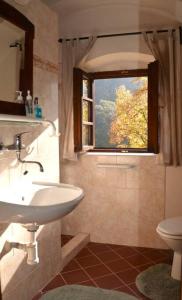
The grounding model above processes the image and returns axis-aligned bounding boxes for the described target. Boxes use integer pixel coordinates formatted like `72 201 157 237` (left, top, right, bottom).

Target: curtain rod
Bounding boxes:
59 27 182 44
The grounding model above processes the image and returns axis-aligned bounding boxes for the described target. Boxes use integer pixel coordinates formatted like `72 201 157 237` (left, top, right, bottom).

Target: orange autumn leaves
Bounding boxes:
110 77 148 148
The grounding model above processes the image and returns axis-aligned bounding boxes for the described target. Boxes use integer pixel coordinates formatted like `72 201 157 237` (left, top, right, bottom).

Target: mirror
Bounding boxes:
0 1 34 115
0 20 25 102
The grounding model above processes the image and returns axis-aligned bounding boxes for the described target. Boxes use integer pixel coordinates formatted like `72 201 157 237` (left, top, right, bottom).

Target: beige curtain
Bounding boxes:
144 30 182 166
60 37 96 161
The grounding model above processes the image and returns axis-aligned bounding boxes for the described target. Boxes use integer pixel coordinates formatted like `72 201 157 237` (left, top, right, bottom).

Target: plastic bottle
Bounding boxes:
25 90 33 116
16 91 23 103
34 97 42 119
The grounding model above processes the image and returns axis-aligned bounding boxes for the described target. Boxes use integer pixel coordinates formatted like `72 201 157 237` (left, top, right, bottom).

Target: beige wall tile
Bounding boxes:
165 166 182 218
62 155 166 249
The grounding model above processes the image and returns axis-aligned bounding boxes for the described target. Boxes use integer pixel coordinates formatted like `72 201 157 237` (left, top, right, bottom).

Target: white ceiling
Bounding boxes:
41 0 182 71
42 0 179 17
42 0 182 38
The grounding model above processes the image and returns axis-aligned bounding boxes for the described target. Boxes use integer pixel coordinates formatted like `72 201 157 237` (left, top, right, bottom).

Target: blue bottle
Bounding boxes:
34 97 42 119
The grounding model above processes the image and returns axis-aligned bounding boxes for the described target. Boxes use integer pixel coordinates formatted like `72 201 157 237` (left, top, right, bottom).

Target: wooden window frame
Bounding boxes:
73 68 94 152
73 62 159 154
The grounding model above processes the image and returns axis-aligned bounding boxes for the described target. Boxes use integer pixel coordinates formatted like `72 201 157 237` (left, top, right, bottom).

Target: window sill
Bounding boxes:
83 152 156 157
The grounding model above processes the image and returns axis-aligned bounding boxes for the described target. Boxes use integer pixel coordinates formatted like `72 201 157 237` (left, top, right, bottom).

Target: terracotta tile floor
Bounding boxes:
32 235 173 300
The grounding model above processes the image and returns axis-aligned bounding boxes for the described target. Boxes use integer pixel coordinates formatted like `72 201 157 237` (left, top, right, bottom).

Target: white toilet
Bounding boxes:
157 216 182 281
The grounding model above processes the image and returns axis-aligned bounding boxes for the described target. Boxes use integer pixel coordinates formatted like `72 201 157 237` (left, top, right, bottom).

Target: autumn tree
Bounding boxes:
109 78 148 148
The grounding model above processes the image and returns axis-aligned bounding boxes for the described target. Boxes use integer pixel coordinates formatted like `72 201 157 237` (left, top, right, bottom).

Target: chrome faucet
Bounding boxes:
0 131 29 151
0 132 44 172
0 132 26 151
16 151 44 172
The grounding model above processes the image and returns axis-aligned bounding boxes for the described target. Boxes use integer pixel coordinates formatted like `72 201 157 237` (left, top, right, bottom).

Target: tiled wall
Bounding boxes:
165 167 182 218
61 154 166 249
0 1 61 299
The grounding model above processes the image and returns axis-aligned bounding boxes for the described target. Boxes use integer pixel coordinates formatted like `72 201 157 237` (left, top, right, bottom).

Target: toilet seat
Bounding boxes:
157 217 182 237
156 227 182 240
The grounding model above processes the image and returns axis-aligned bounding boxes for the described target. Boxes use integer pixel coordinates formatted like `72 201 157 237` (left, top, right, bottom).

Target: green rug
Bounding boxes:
40 285 138 300
136 264 181 300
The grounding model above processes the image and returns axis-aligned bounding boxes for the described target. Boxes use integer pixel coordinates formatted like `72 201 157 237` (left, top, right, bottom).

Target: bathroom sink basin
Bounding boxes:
0 182 84 225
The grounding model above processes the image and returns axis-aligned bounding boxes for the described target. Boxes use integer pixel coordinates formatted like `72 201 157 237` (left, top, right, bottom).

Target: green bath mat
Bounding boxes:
40 284 138 300
136 264 181 300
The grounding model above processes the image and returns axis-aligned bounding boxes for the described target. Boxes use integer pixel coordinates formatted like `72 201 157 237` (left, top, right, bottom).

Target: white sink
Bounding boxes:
0 182 84 225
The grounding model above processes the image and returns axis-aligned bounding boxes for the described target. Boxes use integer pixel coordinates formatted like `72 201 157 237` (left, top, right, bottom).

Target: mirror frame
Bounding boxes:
0 0 35 115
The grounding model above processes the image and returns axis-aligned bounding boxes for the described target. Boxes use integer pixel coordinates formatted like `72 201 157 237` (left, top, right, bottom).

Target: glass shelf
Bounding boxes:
0 114 45 126
0 114 58 136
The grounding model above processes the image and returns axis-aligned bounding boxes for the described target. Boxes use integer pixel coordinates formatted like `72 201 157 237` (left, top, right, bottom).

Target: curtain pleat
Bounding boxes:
60 37 97 161
143 30 182 166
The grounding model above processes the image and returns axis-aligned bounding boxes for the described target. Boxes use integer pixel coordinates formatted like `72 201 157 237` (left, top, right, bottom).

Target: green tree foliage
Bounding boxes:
95 100 115 147
109 78 148 148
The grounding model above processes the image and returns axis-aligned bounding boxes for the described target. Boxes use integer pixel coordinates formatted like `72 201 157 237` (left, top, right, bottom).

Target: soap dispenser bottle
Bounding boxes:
34 97 42 119
16 91 23 103
25 90 33 116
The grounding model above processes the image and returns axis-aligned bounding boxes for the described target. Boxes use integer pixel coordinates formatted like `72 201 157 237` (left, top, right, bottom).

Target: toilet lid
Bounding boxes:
157 217 182 236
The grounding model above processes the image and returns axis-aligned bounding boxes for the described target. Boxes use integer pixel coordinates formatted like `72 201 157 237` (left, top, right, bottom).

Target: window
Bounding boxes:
73 61 159 153
73 69 94 152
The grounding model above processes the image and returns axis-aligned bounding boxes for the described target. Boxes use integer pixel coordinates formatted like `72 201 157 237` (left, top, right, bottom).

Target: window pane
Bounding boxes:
82 100 89 122
83 79 89 98
95 77 148 149
82 125 92 145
